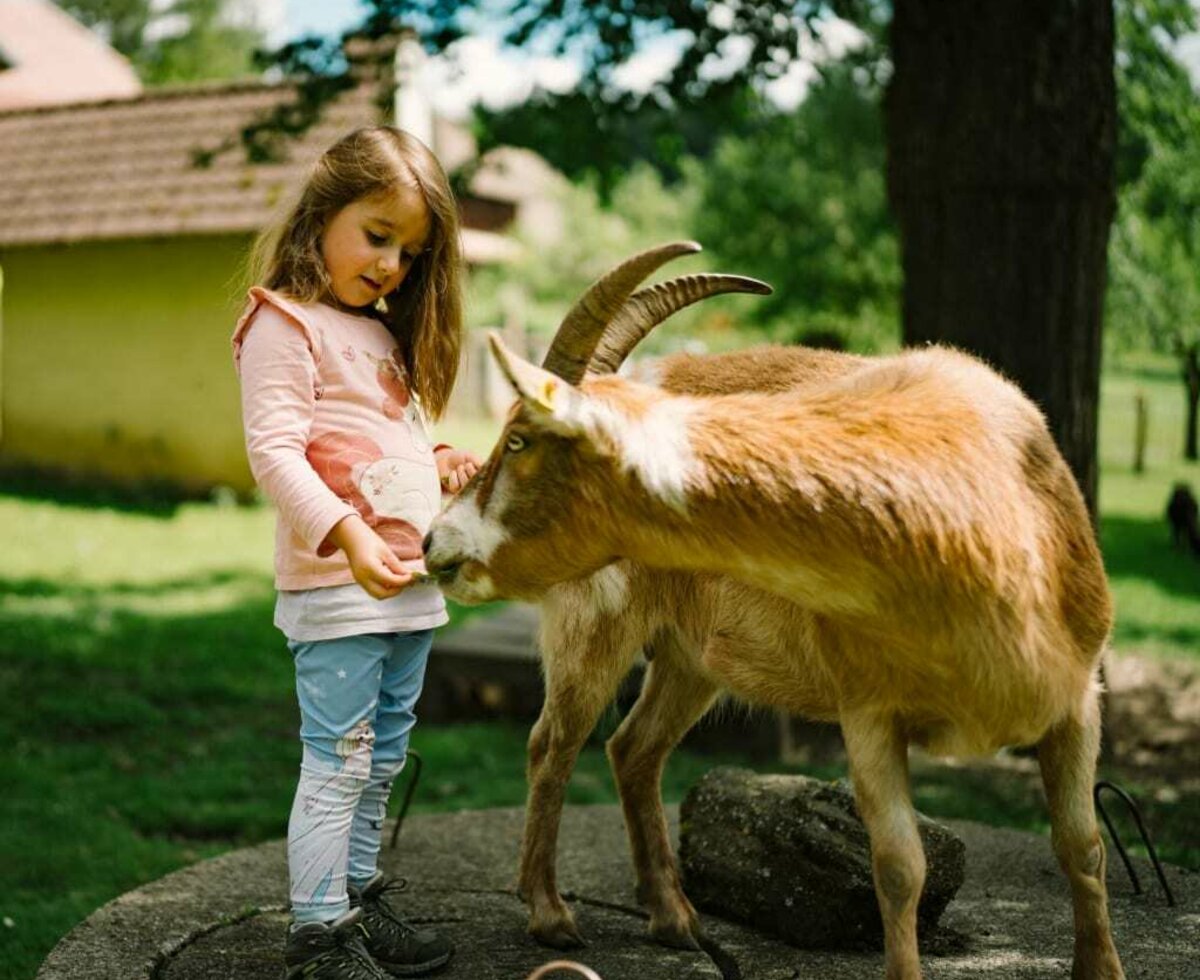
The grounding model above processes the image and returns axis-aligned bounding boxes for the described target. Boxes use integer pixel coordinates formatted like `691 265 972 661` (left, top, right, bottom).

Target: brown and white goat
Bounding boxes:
424 244 1124 980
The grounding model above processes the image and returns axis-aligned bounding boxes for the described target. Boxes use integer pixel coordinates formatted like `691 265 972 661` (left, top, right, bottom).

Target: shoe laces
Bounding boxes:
361 877 419 940
317 922 385 980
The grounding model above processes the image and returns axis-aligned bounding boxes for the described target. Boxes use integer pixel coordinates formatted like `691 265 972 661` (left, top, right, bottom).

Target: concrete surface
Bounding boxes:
36 805 1198 980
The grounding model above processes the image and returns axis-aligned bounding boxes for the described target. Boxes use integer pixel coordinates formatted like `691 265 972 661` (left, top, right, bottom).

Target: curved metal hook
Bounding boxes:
387 748 423 849
1093 779 1175 907
525 962 603 980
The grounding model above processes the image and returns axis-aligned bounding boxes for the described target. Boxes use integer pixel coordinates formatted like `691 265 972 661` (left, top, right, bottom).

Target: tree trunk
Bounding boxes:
1134 391 1148 475
1182 342 1199 462
885 0 1116 520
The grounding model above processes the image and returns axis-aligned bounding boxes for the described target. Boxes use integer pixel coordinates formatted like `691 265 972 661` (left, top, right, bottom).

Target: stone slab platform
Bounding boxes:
37 805 1199 980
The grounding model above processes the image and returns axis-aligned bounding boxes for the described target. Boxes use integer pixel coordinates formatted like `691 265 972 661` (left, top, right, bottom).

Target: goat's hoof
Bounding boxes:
530 918 586 950
648 918 702 951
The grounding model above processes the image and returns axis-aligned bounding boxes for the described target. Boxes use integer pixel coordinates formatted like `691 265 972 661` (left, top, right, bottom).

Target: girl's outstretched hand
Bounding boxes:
326 515 414 599
436 447 482 494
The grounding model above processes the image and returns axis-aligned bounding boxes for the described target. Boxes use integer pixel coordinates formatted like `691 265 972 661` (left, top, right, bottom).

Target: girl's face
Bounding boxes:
319 185 431 311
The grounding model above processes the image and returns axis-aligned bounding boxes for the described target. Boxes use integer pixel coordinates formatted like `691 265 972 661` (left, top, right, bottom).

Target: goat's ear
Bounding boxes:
488 332 586 434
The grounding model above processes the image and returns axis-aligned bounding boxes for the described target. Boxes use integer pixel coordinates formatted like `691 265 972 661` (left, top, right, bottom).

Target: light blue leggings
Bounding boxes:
286 630 432 924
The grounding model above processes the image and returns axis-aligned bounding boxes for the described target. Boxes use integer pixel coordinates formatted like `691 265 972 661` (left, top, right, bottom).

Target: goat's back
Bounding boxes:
545 342 1110 756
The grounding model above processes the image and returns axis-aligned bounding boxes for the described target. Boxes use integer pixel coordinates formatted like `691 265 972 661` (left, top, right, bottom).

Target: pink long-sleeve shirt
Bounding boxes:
233 287 445 596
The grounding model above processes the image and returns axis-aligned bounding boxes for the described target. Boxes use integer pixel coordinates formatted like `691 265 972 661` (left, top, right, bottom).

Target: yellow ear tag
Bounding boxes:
533 378 558 413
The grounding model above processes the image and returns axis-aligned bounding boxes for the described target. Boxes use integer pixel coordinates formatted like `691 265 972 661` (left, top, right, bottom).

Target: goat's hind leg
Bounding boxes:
841 712 926 980
607 629 719 949
519 623 639 949
1038 688 1126 979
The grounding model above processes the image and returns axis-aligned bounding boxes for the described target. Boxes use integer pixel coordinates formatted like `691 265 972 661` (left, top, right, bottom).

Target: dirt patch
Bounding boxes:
1106 652 1200 795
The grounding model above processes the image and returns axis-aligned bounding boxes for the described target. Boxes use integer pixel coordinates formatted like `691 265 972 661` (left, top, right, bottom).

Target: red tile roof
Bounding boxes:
0 0 142 111
0 78 393 247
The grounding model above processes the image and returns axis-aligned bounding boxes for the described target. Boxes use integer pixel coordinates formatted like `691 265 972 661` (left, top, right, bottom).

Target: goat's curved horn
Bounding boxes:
587 274 773 376
541 241 702 383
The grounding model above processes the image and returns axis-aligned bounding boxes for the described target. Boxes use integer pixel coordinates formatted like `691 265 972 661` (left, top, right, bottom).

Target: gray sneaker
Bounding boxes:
285 908 389 980
347 873 453 976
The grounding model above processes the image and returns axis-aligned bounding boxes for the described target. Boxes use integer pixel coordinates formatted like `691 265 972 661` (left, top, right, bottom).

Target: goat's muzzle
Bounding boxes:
421 530 460 579
422 528 494 603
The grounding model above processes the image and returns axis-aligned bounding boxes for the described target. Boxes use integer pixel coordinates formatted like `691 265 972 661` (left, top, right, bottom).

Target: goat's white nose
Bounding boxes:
422 529 462 578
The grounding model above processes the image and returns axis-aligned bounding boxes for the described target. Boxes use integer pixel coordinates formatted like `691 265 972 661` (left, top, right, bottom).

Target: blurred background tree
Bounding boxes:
1107 0 1200 460
309 0 1115 510
469 163 705 348
53 0 264 84
78 0 1195 468
470 64 900 357
691 60 898 352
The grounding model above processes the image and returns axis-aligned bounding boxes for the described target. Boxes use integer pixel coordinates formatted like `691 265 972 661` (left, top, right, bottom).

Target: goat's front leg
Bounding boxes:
841 712 925 980
1038 689 1125 979
607 631 719 949
519 628 639 949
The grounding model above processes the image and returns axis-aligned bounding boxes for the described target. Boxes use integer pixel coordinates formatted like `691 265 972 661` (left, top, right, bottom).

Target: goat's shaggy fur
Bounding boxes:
426 341 1124 980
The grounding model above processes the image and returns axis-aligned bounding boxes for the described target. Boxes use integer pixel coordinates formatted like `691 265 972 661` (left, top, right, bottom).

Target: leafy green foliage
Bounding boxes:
1114 0 1199 189
54 0 155 60
467 162 707 347
475 84 762 200
239 0 885 191
466 2 887 193
54 0 264 85
1108 209 1200 357
469 57 898 353
1107 0 1200 358
693 62 899 350
1105 1 1200 460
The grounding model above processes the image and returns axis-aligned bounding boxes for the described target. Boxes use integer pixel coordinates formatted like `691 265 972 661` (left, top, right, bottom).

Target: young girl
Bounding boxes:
233 126 480 980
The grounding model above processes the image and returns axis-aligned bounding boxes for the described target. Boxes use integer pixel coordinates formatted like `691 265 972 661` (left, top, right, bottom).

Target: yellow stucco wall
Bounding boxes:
0 235 258 494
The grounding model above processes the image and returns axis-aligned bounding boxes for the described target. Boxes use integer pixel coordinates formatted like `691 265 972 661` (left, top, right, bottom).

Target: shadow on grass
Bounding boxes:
3 566 1196 980
1101 513 1200 602
0 466 235 517
0 579 302 980
1 569 266 599
1105 359 1182 386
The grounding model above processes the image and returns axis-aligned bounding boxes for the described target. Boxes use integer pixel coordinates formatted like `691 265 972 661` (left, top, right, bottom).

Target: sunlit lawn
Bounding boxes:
1 371 1197 979
1098 355 1200 662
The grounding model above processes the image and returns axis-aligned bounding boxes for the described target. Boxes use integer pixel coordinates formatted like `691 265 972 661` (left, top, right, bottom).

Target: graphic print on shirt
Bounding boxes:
363 347 431 450
364 349 410 420
307 431 438 561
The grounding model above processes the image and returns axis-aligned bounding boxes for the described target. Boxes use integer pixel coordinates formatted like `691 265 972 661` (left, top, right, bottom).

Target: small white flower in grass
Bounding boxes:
3 916 14 928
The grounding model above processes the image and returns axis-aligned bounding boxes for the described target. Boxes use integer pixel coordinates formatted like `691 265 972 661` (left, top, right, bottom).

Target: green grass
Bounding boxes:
1 365 1198 979
1098 356 1200 661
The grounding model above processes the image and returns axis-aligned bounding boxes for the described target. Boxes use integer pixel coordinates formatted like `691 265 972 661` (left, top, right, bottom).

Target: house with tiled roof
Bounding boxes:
0 0 141 111
0 14 561 494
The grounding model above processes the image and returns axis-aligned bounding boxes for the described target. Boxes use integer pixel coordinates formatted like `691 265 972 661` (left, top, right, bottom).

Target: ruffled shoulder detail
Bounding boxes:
231 287 322 369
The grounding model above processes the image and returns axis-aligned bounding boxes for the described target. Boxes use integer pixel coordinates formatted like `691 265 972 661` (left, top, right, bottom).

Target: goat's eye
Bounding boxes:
505 433 527 453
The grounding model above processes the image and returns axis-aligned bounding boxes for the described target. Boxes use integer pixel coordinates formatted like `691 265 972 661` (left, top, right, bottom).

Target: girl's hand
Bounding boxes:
435 447 482 494
326 515 414 599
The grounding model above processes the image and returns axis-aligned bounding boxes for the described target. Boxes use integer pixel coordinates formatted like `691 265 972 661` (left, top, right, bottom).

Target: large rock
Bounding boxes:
679 767 965 949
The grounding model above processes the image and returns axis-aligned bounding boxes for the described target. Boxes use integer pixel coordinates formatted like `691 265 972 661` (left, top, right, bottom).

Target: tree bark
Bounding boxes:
1182 342 1199 462
885 0 1116 520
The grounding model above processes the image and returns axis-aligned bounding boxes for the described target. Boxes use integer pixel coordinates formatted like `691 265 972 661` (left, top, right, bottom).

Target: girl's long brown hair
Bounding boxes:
250 127 463 420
